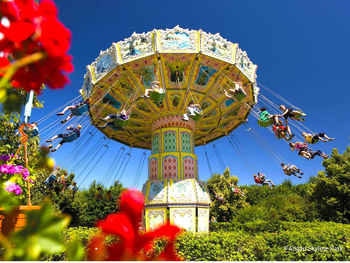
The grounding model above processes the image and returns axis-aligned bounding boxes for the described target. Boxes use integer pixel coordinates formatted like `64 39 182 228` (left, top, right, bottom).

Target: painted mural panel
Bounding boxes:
195 180 210 203
163 130 177 153
82 73 93 98
170 207 195 232
147 209 166 231
157 26 198 53
201 31 234 63
168 92 183 112
147 180 166 203
180 131 191 153
183 156 195 179
163 54 192 89
148 157 158 180
197 208 209 232
91 46 117 82
170 179 196 203
118 31 154 63
162 155 178 179
152 133 160 154
235 46 256 81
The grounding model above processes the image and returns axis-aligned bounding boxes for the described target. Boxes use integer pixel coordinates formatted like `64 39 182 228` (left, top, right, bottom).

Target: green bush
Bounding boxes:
39 222 350 261
232 194 317 223
183 221 350 261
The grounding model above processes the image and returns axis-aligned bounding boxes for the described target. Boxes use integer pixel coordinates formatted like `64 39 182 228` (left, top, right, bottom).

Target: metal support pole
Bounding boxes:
24 90 34 124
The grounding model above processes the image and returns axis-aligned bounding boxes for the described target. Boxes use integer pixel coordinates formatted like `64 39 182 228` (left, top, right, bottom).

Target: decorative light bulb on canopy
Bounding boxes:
83 26 259 232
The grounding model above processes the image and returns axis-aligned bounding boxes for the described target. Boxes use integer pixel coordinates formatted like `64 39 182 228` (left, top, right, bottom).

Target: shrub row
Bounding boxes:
40 221 350 261
177 222 350 261
209 220 336 233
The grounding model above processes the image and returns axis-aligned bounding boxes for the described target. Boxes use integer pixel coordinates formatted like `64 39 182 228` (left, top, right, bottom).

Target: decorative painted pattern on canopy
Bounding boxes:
84 26 259 149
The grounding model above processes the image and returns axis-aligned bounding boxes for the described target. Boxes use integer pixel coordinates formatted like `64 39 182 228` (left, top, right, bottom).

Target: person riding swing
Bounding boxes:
224 82 246 101
98 105 136 129
228 182 245 196
272 120 294 141
281 163 303 178
302 132 334 145
44 166 61 189
182 100 201 121
254 173 276 189
58 97 92 124
46 124 82 152
141 81 165 99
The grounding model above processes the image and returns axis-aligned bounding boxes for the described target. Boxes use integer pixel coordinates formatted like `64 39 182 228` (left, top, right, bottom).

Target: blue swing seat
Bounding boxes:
44 174 57 184
24 128 39 138
71 104 89 116
62 132 78 142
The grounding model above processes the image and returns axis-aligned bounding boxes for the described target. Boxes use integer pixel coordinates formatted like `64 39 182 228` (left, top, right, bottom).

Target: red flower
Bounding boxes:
12 54 73 93
88 189 183 261
36 0 71 57
0 0 72 93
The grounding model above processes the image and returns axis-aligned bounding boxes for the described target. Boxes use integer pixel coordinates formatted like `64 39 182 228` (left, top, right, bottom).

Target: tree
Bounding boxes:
207 167 249 222
308 147 350 223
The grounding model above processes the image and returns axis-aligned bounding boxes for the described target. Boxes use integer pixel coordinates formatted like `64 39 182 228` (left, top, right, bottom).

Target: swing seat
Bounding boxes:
234 87 246 101
149 91 165 102
71 104 89 116
189 110 203 121
24 128 39 138
276 134 284 140
258 119 273 127
293 112 304 119
113 118 129 128
62 132 78 142
49 174 56 182
275 131 287 140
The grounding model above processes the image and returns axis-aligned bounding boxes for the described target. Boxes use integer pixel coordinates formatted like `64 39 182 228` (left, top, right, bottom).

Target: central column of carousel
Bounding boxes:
142 115 211 233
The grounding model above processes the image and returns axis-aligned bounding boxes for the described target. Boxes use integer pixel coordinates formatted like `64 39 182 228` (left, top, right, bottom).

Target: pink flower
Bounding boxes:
4 181 16 192
0 164 10 173
21 167 29 178
7 164 16 174
4 181 22 195
13 165 23 174
14 185 22 194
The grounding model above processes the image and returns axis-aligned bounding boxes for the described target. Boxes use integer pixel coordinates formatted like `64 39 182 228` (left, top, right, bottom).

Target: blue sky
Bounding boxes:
30 0 350 189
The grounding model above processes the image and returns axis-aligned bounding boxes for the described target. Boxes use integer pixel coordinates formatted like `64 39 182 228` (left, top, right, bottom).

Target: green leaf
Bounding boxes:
4 201 71 261
66 234 86 261
0 187 19 213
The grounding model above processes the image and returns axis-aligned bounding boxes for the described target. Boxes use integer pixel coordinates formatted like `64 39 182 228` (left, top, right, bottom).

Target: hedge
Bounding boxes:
177 222 350 260
38 221 350 261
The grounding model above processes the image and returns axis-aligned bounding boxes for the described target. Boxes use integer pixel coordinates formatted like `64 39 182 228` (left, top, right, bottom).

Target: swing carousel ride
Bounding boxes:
82 26 259 233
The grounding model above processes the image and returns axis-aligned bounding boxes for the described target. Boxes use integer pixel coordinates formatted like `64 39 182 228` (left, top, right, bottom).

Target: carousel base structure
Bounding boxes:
142 178 210 233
